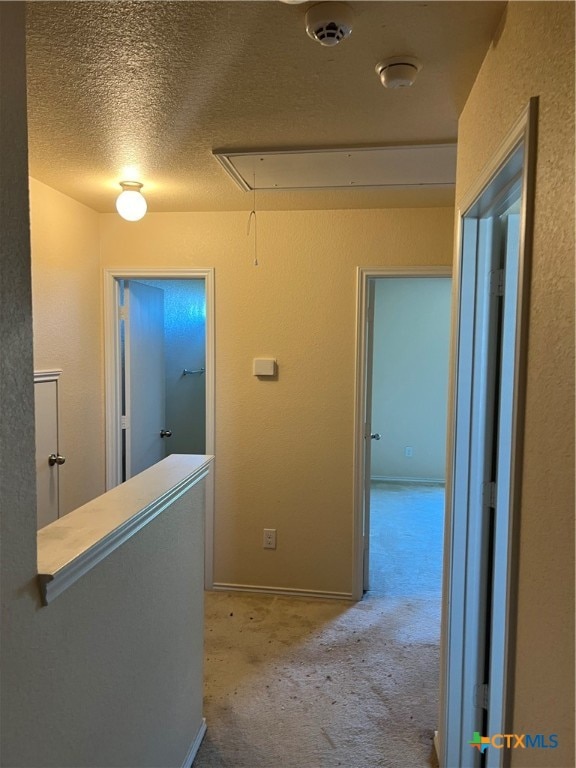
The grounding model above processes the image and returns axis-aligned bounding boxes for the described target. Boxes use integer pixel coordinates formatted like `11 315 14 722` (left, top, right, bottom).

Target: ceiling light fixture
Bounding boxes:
115 181 147 221
375 56 422 89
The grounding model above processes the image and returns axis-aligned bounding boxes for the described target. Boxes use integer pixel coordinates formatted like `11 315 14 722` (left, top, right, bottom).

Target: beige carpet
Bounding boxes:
193 590 440 768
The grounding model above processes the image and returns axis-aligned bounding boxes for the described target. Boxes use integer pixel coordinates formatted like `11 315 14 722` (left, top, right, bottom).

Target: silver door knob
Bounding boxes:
160 429 172 438
370 433 382 441
48 453 66 466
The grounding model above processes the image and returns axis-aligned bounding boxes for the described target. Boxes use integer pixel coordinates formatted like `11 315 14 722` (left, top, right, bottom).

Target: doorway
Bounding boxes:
368 277 451 601
118 278 207 482
353 266 452 602
104 268 216 586
353 266 452 761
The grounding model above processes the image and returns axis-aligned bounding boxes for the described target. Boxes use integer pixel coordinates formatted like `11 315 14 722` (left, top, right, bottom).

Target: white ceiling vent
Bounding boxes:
305 3 353 47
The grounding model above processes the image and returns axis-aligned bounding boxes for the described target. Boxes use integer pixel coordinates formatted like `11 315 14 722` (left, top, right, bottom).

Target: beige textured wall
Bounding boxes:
99 208 454 594
30 178 105 513
0 1 38 718
371 278 451 481
2 9 207 767
455 2 575 763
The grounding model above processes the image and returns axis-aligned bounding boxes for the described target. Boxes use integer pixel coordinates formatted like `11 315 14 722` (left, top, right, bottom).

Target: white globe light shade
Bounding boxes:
116 183 147 221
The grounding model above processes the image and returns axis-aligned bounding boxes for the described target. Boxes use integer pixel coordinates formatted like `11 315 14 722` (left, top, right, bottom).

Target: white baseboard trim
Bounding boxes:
181 718 207 768
212 582 354 601
371 475 445 485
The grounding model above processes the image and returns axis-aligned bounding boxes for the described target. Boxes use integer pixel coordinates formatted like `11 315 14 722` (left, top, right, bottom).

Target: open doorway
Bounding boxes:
368 277 451 605
118 278 207 482
104 268 215 489
353 267 452 761
104 268 216 587
353 267 452 600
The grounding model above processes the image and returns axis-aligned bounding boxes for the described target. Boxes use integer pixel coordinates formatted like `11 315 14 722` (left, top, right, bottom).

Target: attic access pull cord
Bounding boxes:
247 170 258 267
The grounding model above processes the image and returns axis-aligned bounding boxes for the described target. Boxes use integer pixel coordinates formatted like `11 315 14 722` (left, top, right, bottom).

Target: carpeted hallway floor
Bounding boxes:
194 483 444 768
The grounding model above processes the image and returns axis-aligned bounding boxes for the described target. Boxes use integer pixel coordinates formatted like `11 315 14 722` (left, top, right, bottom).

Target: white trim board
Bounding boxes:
213 582 354 601
34 369 62 383
371 475 445 485
181 718 207 768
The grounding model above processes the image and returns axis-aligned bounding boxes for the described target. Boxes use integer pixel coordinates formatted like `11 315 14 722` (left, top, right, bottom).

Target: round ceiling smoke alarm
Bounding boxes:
375 56 422 88
305 2 353 47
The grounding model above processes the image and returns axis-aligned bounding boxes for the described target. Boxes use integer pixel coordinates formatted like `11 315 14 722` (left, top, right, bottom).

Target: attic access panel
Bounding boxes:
213 145 457 191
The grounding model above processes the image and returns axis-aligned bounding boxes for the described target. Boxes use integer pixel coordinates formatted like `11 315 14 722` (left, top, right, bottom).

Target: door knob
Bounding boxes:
370 433 382 441
160 429 172 438
48 453 66 466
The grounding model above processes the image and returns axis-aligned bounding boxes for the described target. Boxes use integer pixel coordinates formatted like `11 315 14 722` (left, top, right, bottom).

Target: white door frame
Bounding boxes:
439 99 537 767
352 266 452 602
103 268 216 588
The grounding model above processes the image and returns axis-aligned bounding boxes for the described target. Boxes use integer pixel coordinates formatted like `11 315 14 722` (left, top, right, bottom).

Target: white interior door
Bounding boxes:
363 280 376 591
124 281 166 479
34 374 62 529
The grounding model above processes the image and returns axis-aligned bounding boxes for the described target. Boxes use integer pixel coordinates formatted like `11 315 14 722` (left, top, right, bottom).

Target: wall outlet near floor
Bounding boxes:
404 446 413 458
263 528 277 549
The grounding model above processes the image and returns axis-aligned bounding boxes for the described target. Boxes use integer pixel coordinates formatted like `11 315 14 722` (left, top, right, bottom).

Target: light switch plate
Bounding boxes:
253 358 276 376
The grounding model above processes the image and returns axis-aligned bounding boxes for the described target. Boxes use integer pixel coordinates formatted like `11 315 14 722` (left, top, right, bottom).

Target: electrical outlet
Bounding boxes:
263 528 277 549
404 446 413 458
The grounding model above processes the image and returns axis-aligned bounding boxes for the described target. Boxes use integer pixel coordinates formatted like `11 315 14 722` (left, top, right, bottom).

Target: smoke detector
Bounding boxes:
305 2 353 47
375 56 422 89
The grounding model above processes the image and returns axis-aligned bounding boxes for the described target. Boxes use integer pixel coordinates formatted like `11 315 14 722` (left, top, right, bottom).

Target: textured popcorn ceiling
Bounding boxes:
25 1 504 212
